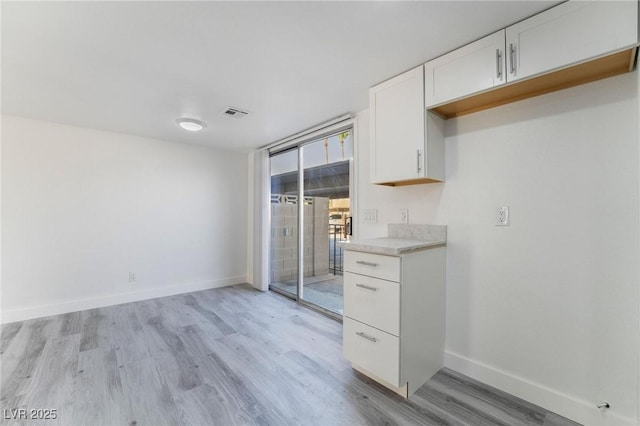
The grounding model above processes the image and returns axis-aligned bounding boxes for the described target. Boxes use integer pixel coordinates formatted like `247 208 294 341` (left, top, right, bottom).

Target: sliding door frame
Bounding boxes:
267 118 357 319
297 147 304 300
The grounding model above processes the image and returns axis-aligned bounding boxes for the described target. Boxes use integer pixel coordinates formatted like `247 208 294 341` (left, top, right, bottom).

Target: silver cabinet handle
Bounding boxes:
356 260 378 267
356 283 378 291
496 49 502 79
416 149 422 174
509 43 516 75
356 331 378 343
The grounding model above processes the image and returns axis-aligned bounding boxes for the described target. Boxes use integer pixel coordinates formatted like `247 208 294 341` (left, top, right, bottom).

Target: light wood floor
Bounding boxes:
1 284 580 426
270 274 344 314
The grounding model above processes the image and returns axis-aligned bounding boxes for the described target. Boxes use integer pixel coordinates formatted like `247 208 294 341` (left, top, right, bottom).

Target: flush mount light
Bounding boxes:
176 118 206 132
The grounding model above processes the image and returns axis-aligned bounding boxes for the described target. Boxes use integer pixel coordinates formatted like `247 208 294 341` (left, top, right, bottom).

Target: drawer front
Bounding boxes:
343 317 400 386
344 251 400 282
344 272 400 336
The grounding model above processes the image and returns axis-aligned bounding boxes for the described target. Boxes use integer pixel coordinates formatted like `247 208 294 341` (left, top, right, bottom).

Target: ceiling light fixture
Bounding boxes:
176 118 206 132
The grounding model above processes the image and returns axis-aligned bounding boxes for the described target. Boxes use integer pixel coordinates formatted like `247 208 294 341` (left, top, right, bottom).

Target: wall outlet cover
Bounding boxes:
496 206 510 226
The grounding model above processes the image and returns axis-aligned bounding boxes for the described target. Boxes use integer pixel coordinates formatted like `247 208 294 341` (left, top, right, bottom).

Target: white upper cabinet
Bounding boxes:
425 30 506 108
424 0 638 118
506 0 638 82
370 66 444 186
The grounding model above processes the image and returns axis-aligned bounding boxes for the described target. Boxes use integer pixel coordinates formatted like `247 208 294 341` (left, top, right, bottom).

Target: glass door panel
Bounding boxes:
300 131 353 315
269 149 299 298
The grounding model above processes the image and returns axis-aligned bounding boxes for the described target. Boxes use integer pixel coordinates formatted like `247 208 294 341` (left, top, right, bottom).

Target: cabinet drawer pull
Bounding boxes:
356 261 378 267
509 43 516 74
496 48 502 79
356 283 378 291
356 331 378 343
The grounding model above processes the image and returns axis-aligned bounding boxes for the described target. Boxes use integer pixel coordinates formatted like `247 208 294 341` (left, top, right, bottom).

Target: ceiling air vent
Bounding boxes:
222 107 249 119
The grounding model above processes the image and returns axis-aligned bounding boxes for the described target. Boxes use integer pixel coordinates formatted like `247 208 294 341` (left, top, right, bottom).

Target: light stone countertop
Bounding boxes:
338 237 445 256
338 224 446 256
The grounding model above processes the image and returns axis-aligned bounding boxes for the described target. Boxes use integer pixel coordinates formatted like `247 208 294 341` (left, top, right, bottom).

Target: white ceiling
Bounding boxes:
2 1 559 152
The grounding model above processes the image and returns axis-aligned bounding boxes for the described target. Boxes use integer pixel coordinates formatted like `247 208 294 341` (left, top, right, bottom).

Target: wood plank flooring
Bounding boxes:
1 284 580 426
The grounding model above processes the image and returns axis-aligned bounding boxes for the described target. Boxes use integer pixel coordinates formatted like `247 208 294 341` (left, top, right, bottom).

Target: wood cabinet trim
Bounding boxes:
430 48 636 119
375 177 444 187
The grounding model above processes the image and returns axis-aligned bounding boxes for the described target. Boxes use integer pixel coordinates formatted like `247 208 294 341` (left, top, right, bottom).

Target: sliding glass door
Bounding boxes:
269 129 353 316
269 149 299 298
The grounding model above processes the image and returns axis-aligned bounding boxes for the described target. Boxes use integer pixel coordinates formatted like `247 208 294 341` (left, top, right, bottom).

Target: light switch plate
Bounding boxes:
400 209 409 224
363 209 378 223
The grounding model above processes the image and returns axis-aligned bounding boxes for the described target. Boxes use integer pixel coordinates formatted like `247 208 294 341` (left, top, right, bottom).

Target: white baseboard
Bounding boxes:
444 351 636 426
0 276 246 324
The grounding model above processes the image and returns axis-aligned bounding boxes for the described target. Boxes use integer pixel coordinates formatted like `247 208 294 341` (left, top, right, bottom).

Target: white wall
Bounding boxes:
1 116 248 323
355 72 639 425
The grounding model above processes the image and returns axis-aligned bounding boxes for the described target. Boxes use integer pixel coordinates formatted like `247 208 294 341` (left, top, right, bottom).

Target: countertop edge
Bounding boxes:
338 239 446 256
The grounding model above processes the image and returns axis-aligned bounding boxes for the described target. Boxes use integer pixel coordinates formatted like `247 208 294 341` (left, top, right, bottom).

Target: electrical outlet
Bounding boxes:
400 209 409 224
496 206 510 226
363 209 378 223
129 272 136 283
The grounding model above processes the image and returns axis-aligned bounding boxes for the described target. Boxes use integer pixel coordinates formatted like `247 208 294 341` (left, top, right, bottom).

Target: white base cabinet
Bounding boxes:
342 247 446 397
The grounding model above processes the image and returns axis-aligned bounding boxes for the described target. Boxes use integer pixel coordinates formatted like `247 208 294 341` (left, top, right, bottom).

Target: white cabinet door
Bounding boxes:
370 66 425 184
506 0 638 82
425 30 506 108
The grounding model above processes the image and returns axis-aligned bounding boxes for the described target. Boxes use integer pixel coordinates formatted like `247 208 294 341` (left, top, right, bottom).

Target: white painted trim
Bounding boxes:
350 115 359 240
445 351 636 426
260 149 270 291
247 149 270 292
0 276 246 324
246 152 255 286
